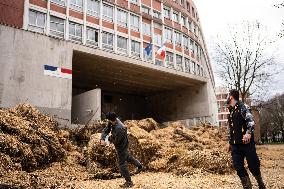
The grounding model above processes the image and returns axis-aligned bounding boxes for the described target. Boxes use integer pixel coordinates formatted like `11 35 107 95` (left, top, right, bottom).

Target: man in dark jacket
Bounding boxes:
227 89 266 189
100 112 143 188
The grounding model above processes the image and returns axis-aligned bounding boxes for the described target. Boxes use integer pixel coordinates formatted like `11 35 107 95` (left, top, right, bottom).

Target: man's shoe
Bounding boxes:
135 165 145 174
240 176 252 189
254 174 266 189
119 181 134 188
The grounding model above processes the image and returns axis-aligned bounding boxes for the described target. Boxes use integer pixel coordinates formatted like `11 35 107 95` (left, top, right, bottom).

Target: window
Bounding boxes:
166 52 174 69
130 14 140 31
176 55 183 71
131 40 140 57
188 20 192 31
153 10 161 19
180 0 184 5
165 27 172 42
155 59 163 66
102 32 113 50
173 11 179 23
154 22 162 30
117 9 127 27
103 4 113 22
142 22 151 35
175 31 182 45
190 39 194 52
181 16 186 26
154 33 162 46
69 22 82 41
192 61 196 74
192 7 195 18
194 43 198 55
51 0 65 6
185 58 191 73
130 0 138 4
186 2 190 12
164 7 170 19
142 5 150 15
70 0 83 11
184 36 189 50
117 36 128 54
86 27 98 46
50 16 64 38
28 10 45 33
196 64 200 75
87 0 99 17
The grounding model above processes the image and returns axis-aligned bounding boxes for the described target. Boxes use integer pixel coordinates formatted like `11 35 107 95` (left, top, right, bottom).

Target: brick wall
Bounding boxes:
0 0 25 28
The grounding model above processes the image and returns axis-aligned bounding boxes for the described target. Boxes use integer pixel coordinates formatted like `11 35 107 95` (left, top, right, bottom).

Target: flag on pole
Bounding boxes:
156 44 166 59
144 42 153 56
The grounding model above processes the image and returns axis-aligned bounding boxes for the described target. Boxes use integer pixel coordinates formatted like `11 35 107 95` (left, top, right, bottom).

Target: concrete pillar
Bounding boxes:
71 88 102 124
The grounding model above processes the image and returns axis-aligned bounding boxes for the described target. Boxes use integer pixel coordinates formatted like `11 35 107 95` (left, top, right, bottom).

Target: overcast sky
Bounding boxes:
194 0 284 98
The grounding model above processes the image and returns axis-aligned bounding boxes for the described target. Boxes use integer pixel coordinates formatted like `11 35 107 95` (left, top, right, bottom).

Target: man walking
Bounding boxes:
227 89 266 189
100 112 143 188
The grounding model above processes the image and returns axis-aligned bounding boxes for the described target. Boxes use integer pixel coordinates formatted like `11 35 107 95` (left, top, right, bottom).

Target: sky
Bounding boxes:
194 0 284 98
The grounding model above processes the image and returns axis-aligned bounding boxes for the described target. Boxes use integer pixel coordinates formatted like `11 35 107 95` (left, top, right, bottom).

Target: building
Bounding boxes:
0 0 218 126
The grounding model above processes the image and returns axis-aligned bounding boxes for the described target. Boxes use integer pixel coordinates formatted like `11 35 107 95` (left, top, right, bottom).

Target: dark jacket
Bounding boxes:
228 101 255 145
100 119 128 153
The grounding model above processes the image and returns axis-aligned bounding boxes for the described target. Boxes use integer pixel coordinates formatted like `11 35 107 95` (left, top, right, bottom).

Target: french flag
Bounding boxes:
44 65 72 79
156 44 166 59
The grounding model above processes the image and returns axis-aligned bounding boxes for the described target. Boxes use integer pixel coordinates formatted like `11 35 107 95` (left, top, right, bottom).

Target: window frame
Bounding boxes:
141 5 151 15
70 0 83 12
50 0 66 6
49 16 65 38
176 54 183 71
165 27 172 43
131 40 141 57
87 0 99 17
28 10 46 33
130 13 140 31
175 31 182 45
117 36 128 54
102 32 114 50
103 3 114 22
86 27 99 46
163 6 171 19
173 11 179 23
166 51 174 69
142 22 151 36
117 9 128 27
69 22 82 42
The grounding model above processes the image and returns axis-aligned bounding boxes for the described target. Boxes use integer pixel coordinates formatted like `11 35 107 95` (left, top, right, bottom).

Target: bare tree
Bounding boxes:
274 1 284 37
213 21 278 102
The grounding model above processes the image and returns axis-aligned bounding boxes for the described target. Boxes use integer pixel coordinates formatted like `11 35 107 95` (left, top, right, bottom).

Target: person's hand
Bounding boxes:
242 133 251 144
227 144 232 152
100 140 106 146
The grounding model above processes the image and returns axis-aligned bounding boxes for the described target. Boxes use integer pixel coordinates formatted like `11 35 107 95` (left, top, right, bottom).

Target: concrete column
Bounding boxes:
46 0 51 36
23 0 29 30
83 0 87 45
71 88 102 124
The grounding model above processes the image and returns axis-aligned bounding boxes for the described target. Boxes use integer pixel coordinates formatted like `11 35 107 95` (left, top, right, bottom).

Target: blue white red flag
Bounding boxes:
44 65 72 79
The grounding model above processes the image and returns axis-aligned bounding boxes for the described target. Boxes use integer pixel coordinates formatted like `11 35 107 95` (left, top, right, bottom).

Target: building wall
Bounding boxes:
0 0 24 28
0 25 73 125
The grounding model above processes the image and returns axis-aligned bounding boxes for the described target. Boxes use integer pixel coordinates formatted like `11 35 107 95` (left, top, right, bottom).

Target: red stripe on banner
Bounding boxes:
61 68 72 74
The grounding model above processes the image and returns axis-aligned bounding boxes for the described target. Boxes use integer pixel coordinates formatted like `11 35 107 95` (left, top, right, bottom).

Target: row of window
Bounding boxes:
28 9 204 76
50 0 200 38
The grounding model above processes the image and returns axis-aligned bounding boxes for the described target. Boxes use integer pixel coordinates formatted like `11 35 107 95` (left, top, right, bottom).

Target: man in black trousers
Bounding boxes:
227 89 266 189
100 112 143 188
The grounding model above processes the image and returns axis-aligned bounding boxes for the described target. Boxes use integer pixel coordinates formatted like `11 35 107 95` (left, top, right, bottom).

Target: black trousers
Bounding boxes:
117 149 141 182
231 142 261 178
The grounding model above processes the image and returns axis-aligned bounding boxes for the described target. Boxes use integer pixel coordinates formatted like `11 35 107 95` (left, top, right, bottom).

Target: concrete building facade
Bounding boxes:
0 0 218 126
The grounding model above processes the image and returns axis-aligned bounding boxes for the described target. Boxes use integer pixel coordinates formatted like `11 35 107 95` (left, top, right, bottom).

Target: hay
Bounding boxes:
0 103 69 171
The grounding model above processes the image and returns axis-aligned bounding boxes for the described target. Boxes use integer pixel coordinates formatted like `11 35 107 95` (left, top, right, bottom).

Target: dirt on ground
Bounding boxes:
0 104 283 189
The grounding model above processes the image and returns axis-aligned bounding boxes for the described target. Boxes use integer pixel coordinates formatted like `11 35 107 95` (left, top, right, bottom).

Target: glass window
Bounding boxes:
102 32 113 50
142 22 151 35
117 9 128 27
28 10 45 33
117 36 128 54
130 0 138 4
180 0 184 5
181 16 186 26
164 28 172 43
192 61 196 74
50 16 64 38
154 22 162 30
86 27 98 46
190 39 194 52
70 0 83 11
51 0 65 6
155 59 163 66
87 0 99 17
186 2 190 12
183 36 189 50
175 31 181 45
131 40 140 57
192 7 195 18
166 52 174 69
154 33 162 46
130 14 140 31
188 20 192 31
142 5 150 15
69 22 82 41
153 10 161 19
173 11 179 23
185 58 190 73
164 7 170 19
176 55 183 71
103 4 113 22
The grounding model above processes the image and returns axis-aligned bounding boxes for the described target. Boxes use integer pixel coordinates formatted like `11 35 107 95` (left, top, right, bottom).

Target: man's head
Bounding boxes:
106 112 117 125
227 89 240 106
